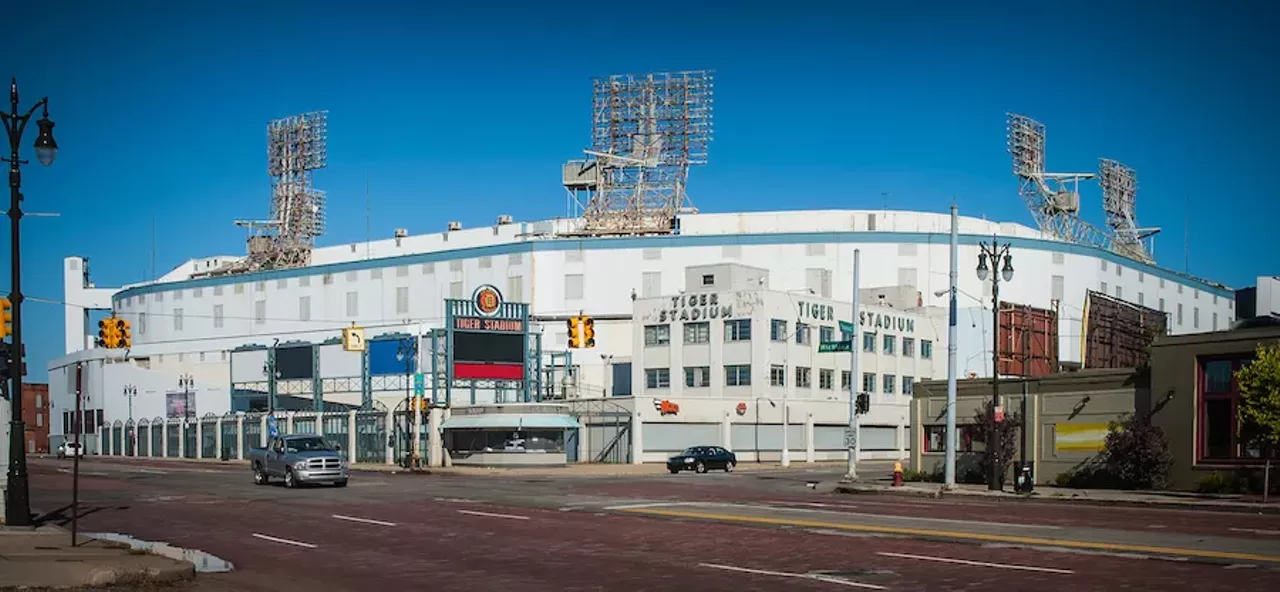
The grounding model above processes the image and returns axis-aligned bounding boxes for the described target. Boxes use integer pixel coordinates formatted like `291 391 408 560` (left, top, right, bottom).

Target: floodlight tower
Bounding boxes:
265 110 328 267
1006 113 1113 251
563 70 714 236
1098 158 1159 264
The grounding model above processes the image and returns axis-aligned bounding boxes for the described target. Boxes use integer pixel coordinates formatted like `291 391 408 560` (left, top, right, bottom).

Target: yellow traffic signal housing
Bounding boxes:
97 318 115 348
0 297 11 340
566 316 582 349
582 316 596 348
118 318 132 349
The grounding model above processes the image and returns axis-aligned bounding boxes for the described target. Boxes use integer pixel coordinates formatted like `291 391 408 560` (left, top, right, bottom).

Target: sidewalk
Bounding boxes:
0 525 194 589
836 479 1280 514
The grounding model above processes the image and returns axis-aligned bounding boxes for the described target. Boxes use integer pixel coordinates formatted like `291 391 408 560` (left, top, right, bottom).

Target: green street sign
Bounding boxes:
818 340 853 353
839 320 855 334
413 372 426 396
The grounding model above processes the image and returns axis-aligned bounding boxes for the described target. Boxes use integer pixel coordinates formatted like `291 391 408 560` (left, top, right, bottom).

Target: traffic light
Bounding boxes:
567 316 582 349
118 318 132 349
855 392 870 415
97 318 114 348
0 297 11 340
582 316 596 348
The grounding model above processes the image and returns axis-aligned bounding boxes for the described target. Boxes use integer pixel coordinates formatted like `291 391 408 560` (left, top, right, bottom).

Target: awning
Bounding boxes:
441 413 581 430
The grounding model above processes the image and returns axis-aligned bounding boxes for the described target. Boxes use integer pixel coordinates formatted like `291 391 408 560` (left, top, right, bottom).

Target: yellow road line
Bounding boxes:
617 507 1280 564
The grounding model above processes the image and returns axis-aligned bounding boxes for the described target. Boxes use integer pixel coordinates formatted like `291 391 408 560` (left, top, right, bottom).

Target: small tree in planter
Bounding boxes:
1238 343 1280 493
1102 412 1173 490
971 400 1023 488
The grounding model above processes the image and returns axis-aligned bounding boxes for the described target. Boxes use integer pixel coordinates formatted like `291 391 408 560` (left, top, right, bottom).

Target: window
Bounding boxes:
1139 271 1145 283
1138 293 1145 306
1193 307 1199 329
862 332 876 353
214 285 224 296
392 287 407 315
322 274 333 285
770 365 786 386
819 326 834 344
1051 275 1065 301
725 319 751 341
902 376 914 394
883 374 896 395
1178 284 1183 294
1159 297 1166 312
1116 286 1123 299
1160 278 1166 289
1200 357 1260 461
1100 260 1108 271
346 271 359 283
1116 265 1122 277
902 337 915 357
796 323 810 345
1100 281 1108 294
174 289 183 301
1052 252 1064 265
1213 312 1219 331
450 281 463 298
771 319 788 342
254 300 266 325
882 334 896 355
422 262 435 275
298 276 310 288
396 266 408 277
507 276 524 300
173 308 184 331
154 292 163 302
841 371 851 390
701 274 715 286
645 368 670 389
276 278 288 289
1177 303 1184 326
819 368 834 390
566 249 584 263
683 322 710 344
642 272 662 298
640 248 658 261
921 340 933 359
725 365 751 387
862 373 876 393
795 367 811 388
371 269 383 280
234 284 244 295
299 296 311 322
479 256 492 269
565 274 584 300
1194 289 1199 300
35 395 42 407
450 260 463 272
923 425 982 453
346 291 359 317
509 253 523 265
644 325 670 346
212 306 222 329
684 366 711 388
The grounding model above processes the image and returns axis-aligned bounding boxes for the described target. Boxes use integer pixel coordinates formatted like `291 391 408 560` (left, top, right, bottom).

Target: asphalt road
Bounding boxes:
26 456 1280 591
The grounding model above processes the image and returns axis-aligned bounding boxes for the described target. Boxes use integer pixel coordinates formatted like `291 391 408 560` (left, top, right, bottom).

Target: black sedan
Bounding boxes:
667 446 737 474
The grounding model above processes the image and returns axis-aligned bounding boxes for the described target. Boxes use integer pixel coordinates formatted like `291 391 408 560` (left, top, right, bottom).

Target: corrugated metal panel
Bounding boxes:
1080 290 1166 369
998 302 1058 377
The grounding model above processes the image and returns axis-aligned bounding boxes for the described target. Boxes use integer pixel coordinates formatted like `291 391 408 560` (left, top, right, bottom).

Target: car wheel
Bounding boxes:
725 461 735 473
253 465 268 485
695 461 707 474
334 480 348 488
669 468 679 474
284 468 297 488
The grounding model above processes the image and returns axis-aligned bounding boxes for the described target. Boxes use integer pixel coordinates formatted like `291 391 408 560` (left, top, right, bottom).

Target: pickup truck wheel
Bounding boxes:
334 479 348 488
253 465 268 485
284 468 298 488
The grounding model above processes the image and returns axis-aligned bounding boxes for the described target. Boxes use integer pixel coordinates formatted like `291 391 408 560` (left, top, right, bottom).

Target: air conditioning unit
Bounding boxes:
447 221 462 232
394 228 408 238
496 214 513 225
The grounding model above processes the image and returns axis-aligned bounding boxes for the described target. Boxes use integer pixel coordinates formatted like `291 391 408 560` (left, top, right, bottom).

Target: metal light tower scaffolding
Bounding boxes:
563 71 714 236
1098 158 1159 263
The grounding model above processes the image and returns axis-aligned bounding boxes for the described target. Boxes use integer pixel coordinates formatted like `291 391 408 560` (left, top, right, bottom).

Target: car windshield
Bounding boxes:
285 437 333 452
680 447 704 456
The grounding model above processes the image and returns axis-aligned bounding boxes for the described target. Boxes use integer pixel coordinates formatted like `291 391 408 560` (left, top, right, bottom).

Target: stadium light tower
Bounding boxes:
1098 158 1159 263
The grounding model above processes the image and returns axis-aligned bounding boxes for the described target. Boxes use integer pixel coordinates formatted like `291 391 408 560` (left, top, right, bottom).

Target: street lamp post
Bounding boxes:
396 338 417 469
2 78 58 527
976 236 1014 491
123 385 138 455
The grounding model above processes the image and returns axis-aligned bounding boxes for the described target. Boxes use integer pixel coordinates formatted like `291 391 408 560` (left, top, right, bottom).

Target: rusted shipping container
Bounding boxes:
1080 290 1167 369
998 302 1059 377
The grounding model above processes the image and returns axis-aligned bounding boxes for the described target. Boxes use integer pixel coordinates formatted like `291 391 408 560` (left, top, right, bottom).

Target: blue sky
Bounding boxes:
7 0 1278 381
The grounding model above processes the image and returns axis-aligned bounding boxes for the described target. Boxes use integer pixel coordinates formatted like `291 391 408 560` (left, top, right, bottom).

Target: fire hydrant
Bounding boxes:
892 461 904 487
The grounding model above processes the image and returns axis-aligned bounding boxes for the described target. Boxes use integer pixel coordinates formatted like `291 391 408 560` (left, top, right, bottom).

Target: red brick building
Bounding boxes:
22 383 50 454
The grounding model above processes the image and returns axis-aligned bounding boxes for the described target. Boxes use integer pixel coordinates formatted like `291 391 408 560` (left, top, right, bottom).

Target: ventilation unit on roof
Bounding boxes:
394 228 408 238
497 214 513 225
447 221 462 232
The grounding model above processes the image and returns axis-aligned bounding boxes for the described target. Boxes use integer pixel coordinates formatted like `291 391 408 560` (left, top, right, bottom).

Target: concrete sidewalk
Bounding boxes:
837 479 1280 514
0 525 195 589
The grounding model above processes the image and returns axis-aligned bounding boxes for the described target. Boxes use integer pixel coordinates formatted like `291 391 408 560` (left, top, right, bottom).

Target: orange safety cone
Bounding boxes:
892 461 904 487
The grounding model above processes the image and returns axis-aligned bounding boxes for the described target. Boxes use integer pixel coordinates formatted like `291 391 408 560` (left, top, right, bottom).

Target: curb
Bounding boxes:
834 484 1280 515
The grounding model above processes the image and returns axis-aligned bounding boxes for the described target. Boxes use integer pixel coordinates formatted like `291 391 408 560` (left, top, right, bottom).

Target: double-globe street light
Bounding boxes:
975 237 1014 491
2 78 59 526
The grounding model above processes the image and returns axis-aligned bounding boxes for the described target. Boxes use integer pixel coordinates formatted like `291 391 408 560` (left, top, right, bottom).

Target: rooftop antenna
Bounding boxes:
365 168 371 261
562 70 715 236
1098 158 1159 263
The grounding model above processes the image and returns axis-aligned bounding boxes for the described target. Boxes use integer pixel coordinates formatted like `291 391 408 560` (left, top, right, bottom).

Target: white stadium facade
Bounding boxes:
48 207 1234 464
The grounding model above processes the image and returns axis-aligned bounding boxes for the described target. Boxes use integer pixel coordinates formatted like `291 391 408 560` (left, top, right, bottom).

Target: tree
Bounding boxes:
971 400 1022 487
1237 343 1280 454
1103 412 1173 489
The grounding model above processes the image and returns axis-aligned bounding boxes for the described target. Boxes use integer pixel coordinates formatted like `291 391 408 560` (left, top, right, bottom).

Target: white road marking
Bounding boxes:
433 497 478 503
698 563 887 589
877 552 1075 574
1229 527 1280 536
457 509 530 521
331 514 397 527
758 504 1061 530
137 468 170 475
769 501 858 509
250 533 317 548
602 501 735 511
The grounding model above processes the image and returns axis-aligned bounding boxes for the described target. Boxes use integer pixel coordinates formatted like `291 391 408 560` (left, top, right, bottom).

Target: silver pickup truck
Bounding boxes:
248 434 348 488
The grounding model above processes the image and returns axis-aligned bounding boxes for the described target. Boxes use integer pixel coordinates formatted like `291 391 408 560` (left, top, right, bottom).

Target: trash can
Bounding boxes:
1015 461 1035 493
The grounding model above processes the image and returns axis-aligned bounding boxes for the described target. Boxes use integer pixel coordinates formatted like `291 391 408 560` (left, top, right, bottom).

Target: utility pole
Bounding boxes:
944 204 959 489
845 249 861 481
71 362 83 545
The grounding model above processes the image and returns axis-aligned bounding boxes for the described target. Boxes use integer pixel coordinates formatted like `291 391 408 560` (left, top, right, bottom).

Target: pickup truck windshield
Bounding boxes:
285 437 334 452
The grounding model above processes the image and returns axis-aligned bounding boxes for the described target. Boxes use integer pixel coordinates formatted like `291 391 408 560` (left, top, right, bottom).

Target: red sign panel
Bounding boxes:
453 362 525 380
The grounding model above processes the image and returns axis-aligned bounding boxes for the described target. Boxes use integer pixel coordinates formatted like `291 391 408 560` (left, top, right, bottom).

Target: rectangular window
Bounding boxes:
725 319 751 341
683 322 710 344
684 366 711 388
1101 281 1108 294
277 278 288 289
882 334 896 355
701 274 715 286
862 373 876 393
254 300 266 325
479 256 492 269
796 323 810 345
862 332 876 353
422 262 435 275
507 276 524 300
902 376 914 394
1159 297 1166 312
819 326 834 343
645 368 670 389
1116 265 1122 277
883 374 896 395
371 269 383 280
1194 289 1199 300
1100 260 1108 271
567 249 585 263
509 253 523 265
396 266 409 277
902 337 915 357
921 340 933 359
346 271 359 283
1193 307 1200 329
1178 284 1183 294
643 325 670 346
173 289 183 301
450 281 463 299
841 371 851 390
923 425 982 453
771 319 788 342
234 284 244 294
154 292 163 302
1139 271 1145 283
173 308 184 331
819 368 834 390
770 365 786 386
795 367 811 388
299 296 311 322
1138 293 1145 306
322 274 333 285
396 287 409 315
565 274 584 300
346 291 359 317
642 272 662 298
725 365 751 387
1177 303 1184 326
1051 275 1065 302
299 276 310 288
1213 312 1218 331
212 306 222 329
214 285 224 296
1116 286 1123 299
36 413 42 427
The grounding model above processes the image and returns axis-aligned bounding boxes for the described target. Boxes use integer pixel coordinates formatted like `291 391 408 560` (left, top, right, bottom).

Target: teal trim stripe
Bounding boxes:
112 231 1233 301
